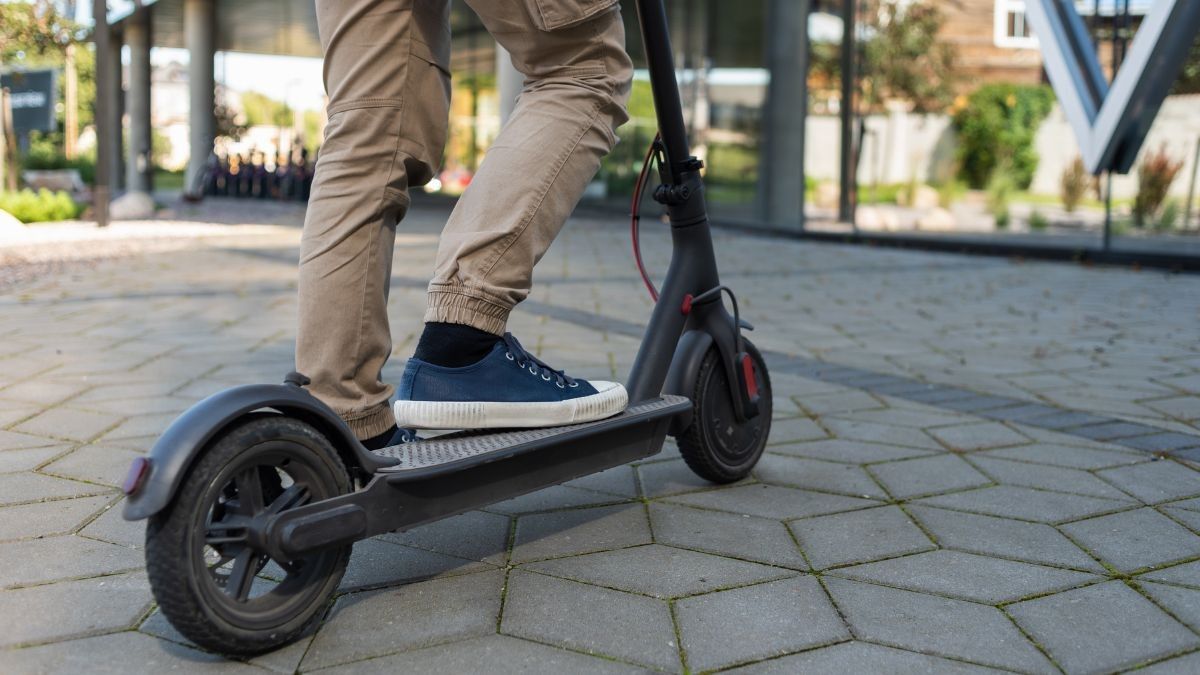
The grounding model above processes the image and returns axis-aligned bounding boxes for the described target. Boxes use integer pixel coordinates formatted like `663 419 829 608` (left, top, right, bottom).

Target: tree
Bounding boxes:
810 0 957 114
240 91 293 128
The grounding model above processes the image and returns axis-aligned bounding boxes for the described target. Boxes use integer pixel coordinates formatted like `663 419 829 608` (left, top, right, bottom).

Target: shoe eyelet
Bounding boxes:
529 365 538 375
556 382 565 388
569 382 579 388
542 374 551 381
505 352 514 361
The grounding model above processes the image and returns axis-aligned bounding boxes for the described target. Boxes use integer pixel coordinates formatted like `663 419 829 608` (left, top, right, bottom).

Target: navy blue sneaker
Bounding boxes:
393 333 627 430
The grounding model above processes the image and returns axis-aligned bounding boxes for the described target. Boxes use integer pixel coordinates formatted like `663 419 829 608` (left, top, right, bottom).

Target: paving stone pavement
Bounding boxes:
1 198 1199 673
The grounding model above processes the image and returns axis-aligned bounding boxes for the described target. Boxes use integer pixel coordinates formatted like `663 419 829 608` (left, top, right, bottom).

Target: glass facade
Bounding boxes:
442 0 1200 256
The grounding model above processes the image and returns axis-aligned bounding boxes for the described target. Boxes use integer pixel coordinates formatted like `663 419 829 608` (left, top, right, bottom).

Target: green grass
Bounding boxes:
154 169 185 191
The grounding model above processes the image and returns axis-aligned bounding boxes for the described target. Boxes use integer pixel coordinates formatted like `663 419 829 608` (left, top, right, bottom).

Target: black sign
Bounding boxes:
1 69 58 134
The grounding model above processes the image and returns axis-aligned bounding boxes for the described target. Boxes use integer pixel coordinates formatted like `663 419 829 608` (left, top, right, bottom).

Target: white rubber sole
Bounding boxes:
393 381 628 430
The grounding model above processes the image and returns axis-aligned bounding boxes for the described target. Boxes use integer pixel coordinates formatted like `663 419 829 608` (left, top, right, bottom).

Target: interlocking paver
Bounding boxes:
831 549 1098 603
0 494 111 542
967 455 1131 499
1060 508 1200 572
867 454 991 499
928 422 1030 452
0 572 150 648
819 418 943 450
563 464 639 497
724 640 1003 674
1141 581 1200 632
0 468 111 504
302 569 504 671
314 634 644 674
501 570 678 671
636 457 737 498
765 416 828 444
824 577 1054 673
522 544 792 599
647 503 807 568
0 535 143 588
665 484 877 520
1140 560 1200 588
486 484 627 515
510 503 652 563
42 443 143 487
1138 651 1200 675
0 444 69 474
380 510 511 565
337 538 490 591
1008 581 1200 673
908 505 1104 572
788 506 933 570
80 497 144 548
914 485 1134 524
1097 459 1200 504
2 630 258 672
12 406 119 442
767 438 937 464
979 442 1146 470
675 576 849 672
753 454 886 498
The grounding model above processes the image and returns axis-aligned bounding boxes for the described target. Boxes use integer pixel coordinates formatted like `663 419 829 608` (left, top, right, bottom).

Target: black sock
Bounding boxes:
413 322 501 368
361 425 399 451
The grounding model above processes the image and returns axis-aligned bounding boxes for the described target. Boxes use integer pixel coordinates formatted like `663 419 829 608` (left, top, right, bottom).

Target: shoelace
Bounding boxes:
502 333 578 388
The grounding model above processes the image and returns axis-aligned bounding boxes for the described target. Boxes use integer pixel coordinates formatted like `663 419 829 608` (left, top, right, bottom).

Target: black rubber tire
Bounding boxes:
145 416 352 656
676 340 772 483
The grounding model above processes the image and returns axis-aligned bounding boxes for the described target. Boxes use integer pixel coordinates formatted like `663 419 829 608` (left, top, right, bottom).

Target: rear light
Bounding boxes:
123 457 152 496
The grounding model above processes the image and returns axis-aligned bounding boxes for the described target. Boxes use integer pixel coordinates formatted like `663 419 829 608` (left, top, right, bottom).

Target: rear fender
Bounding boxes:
122 384 397 521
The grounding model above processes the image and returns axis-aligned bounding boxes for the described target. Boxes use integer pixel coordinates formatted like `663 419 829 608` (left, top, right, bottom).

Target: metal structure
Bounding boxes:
1024 0 1200 174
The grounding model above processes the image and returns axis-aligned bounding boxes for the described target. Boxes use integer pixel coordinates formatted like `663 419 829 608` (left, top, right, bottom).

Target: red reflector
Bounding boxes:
123 457 151 496
742 354 758 399
681 294 694 315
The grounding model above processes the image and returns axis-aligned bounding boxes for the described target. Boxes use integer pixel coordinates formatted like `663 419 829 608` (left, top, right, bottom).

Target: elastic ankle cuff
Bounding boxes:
343 404 397 441
425 290 509 336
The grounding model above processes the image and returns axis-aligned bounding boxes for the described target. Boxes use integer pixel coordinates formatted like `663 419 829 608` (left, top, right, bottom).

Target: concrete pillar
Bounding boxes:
184 0 215 197
495 45 522 126
125 10 153 193
107 28 125 192
757 0 810 229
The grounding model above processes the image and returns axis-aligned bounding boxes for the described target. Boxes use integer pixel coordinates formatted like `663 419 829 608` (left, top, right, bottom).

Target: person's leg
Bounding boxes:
297 0 451 441
423 0 633 337
394 1 634 430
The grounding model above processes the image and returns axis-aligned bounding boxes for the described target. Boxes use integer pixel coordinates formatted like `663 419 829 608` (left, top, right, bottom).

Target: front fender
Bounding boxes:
122 384 397 521
664 330 713 435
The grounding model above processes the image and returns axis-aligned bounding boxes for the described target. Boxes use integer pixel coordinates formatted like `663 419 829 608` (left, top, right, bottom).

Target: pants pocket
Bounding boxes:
524 0 619 31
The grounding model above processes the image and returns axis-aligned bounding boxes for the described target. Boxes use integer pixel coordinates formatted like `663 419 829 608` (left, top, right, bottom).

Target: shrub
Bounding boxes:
952 83 1055 189
1158 200 1180 231
1133 145 1184 227
1029 209 1049 230
0 188 84 223
986 167 1015 229
1060 157 1089 213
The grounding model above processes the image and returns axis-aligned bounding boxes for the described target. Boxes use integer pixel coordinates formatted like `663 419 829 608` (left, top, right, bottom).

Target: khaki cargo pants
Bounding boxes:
296 0 633 438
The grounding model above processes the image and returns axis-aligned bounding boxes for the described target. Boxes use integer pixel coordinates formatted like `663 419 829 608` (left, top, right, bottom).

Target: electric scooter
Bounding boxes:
122 0 772 656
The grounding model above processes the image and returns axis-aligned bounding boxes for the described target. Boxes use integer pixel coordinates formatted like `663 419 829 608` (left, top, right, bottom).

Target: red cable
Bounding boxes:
631 133 661 302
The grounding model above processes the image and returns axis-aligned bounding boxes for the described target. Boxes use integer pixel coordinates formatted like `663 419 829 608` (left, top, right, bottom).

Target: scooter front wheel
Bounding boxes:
676 340 772 482
145 415 351 656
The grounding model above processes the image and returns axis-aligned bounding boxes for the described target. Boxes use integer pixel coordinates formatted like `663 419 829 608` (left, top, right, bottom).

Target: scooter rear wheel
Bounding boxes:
145 416 351 656
676 340 772 482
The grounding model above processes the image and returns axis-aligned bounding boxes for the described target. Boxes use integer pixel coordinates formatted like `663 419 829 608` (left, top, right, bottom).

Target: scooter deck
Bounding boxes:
371 396 690 477
269 396 691 558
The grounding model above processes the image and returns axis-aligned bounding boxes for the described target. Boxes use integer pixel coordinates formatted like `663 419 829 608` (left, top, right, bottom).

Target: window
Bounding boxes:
995 0 1039 48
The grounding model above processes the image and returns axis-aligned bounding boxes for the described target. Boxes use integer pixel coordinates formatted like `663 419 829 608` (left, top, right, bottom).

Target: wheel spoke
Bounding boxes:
205 533 246 547
265 483 310 515
234 467 266 515
225 548 261 601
